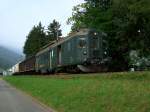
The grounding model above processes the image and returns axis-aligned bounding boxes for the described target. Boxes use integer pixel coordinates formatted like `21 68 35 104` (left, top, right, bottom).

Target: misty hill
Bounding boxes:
0 46 23 69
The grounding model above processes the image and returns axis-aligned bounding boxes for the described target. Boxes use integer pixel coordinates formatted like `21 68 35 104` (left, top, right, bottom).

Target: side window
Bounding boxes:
78 38 86 48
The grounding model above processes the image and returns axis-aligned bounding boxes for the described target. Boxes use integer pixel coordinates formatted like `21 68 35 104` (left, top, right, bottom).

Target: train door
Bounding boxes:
49 50 52 69
57 45 62 65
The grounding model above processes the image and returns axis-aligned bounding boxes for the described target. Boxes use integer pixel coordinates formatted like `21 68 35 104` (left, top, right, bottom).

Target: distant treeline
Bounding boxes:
23 20 62 58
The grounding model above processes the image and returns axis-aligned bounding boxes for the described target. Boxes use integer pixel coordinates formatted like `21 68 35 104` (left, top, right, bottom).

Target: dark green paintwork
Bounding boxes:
36 29 104 73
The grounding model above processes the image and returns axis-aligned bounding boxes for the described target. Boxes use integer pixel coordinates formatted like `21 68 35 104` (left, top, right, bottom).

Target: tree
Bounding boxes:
47 19 62 41
106 0 150 70
23 22 47 57
67 0 112 31
67 3 87 31
68 0 150 71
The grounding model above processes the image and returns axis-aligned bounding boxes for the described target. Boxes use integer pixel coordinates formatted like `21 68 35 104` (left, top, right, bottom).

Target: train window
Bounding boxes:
78 38 86 48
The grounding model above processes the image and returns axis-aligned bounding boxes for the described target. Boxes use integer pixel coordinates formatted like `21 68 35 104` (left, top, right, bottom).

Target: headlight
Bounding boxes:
83 51 87 55
94 32 97 36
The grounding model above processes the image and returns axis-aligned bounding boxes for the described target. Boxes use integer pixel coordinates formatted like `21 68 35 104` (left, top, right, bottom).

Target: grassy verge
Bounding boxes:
3 72 150 112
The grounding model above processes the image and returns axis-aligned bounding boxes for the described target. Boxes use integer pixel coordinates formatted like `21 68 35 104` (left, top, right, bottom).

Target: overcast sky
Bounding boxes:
0 0 84 53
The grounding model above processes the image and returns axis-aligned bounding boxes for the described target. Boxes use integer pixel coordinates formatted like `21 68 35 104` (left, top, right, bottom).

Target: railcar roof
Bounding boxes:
21 55 35 64
36 29 91 56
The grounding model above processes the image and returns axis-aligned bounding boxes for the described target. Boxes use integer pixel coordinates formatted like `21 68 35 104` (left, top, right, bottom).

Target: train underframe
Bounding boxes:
18 58 110 74
54 58 110 73
76 57 110 73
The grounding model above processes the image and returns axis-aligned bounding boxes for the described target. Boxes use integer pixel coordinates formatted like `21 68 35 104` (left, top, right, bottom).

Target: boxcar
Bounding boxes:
19 56 36 73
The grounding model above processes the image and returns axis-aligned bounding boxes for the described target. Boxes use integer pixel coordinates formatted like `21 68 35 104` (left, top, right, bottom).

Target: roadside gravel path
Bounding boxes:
0 79 54 112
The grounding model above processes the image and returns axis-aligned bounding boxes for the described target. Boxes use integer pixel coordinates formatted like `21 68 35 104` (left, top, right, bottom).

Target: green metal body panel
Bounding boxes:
50 47 57 69
36 52 49 72
60 35 88 66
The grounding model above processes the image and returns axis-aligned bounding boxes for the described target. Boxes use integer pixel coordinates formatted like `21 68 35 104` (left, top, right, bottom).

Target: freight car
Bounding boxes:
19 56 36 73
36 29 109 73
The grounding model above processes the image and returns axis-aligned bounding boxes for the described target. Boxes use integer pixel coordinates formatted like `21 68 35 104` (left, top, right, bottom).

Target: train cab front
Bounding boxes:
86 30 104 64
77 29 109 72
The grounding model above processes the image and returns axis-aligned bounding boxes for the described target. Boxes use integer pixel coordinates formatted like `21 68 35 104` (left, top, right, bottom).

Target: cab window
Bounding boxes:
78 38 86 48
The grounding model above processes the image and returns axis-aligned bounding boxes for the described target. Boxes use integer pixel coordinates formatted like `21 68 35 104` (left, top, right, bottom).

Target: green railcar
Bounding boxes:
36 29 108 73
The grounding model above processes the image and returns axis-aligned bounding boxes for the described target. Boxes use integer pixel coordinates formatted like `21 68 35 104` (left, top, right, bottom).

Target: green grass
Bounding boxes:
3 72 150 112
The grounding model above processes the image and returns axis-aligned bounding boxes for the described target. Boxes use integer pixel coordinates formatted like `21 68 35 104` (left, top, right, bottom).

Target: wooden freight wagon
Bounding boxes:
19 56 36 73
